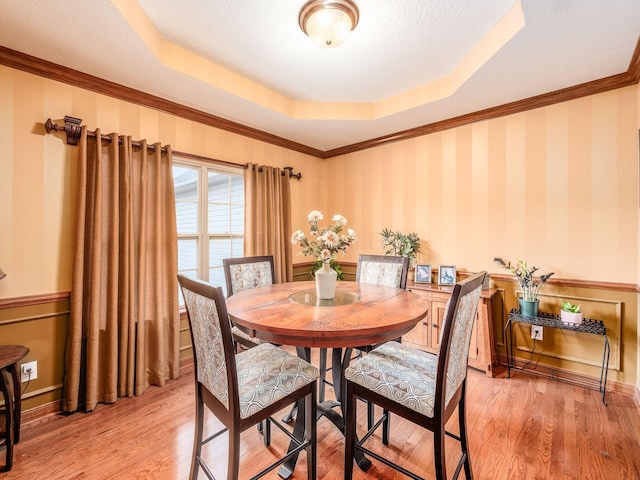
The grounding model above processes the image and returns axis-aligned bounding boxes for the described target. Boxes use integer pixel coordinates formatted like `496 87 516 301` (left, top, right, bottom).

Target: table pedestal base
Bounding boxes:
278 347 371 479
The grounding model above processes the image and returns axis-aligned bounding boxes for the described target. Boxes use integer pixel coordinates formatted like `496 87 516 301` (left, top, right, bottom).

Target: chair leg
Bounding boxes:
382 408 390 446
434 427 447 480
367 401 374 430
306 387 318 480
458 392 473 480
228 427 241 480
343 382 357 480
190 397 205 480
263 418 271 447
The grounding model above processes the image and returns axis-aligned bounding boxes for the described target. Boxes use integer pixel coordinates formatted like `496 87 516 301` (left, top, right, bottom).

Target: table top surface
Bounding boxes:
226 281 429 348
0 345 29 370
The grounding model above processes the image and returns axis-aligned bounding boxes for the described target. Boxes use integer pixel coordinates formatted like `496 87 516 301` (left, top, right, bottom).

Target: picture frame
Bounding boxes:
438 265 456 286
414 264 432 284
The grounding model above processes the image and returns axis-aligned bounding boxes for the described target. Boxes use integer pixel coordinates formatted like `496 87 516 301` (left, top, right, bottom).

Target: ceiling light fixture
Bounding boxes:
299 0 359 48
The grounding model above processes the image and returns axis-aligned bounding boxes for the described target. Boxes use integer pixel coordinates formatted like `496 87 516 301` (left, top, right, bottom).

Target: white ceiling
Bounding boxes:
1 0 639 152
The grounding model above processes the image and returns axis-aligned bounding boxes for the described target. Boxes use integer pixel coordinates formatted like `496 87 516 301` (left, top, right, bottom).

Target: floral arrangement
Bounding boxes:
291 211 357 263
494 257 554 302
380 228 421 267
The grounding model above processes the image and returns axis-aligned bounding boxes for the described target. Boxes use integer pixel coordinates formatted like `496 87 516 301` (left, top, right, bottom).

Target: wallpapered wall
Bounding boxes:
0 65 639 409
319 87 639 283
0 65 322 299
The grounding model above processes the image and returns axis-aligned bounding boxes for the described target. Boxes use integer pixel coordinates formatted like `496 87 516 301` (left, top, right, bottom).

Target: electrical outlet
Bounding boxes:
531 325 543 341
21 360 38 382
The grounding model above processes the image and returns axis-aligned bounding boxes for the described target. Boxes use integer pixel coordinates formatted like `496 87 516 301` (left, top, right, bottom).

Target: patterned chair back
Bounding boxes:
178 275 237 413
356 254 410 289
436 272 485 411
223 255 275 296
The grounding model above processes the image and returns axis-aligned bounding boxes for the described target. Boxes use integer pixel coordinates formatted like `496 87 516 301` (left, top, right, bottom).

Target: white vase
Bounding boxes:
315 262 337 299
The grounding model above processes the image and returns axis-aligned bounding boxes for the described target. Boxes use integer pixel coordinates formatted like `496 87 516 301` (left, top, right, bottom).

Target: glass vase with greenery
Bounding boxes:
379 228 421 267
309 259 344 280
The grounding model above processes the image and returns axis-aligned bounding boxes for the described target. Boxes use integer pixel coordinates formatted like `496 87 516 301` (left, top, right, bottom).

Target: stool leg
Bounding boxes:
0 369 15 472
8 364 21 443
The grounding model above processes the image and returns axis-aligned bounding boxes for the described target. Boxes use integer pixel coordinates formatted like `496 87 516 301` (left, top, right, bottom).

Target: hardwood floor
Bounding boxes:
3 358 640 479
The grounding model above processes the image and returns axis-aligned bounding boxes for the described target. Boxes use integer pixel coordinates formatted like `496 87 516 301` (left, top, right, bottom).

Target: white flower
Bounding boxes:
292 210 356 263
308 210 323 222
323 231 339 247
332 214 347 226
290 230 305 245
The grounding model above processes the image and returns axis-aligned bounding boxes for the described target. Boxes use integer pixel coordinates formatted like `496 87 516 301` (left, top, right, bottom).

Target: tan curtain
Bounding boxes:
62 127 179 412
244 163 293 283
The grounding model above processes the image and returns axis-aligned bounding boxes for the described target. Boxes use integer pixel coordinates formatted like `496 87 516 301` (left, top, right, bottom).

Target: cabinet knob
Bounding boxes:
432 323 438 328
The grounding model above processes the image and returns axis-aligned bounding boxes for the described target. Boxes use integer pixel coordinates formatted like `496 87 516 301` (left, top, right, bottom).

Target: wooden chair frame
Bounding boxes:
344 272 486 480
178 274 317 480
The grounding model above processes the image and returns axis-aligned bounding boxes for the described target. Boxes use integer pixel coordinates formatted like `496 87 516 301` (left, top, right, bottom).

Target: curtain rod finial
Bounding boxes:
283 166 302 180
44 118 55 134
44 116 84 145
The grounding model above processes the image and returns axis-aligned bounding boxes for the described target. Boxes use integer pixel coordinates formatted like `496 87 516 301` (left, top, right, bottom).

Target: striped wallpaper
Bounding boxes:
321 86 639 284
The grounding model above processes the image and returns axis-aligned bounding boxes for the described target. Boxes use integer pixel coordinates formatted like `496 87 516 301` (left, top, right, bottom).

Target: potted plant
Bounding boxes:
561 301 583 324
380 229 421 267
494 257 554 317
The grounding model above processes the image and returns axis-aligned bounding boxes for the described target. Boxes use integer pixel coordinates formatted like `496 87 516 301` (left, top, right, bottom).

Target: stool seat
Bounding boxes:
0 344 29 472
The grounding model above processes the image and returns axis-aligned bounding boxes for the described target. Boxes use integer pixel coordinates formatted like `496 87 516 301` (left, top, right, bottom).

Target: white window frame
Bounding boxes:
173 156 244 295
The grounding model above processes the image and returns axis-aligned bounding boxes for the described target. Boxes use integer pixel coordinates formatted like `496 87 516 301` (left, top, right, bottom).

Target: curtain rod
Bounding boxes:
44 116 168 153
44 116 302 180
173 150 302 180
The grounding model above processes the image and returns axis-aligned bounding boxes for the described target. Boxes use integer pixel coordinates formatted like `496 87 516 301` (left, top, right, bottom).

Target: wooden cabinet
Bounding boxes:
405 283 498 377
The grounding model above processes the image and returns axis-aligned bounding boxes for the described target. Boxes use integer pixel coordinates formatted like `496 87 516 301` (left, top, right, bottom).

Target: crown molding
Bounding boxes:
0 46 324 158
1 37 639 160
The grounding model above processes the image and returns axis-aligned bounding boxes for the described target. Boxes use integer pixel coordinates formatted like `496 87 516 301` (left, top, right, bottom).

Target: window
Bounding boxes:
173 157 244 299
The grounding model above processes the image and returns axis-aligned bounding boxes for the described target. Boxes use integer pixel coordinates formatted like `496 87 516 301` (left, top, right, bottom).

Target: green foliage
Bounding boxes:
494 257 554 302
380 229 421 266
561 301 581 313
309 259 344 280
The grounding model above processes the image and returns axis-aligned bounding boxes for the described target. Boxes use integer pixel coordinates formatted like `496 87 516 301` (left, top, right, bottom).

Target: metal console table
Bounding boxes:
505 309 610 404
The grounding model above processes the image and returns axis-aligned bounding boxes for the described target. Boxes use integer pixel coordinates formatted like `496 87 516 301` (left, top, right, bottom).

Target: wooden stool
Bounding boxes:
0 345 29 472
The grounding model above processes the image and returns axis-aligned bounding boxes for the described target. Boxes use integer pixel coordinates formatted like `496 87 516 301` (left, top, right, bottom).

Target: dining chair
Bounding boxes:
224 255 300 429
178 274 318 480
318 255 410 431
343 271 486 480
223 255 275 351
355 254 410 289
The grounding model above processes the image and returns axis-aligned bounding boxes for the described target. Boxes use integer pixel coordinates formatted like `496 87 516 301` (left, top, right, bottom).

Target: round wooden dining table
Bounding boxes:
225 280 428 348
226 280 429 476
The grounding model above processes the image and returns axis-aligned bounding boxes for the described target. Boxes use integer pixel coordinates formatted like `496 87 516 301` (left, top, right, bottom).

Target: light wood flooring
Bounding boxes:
3 357 640 479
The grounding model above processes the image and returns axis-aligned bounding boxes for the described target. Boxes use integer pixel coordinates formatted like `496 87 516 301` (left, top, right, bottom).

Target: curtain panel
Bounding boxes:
63 127 179 412
244 163 293 283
